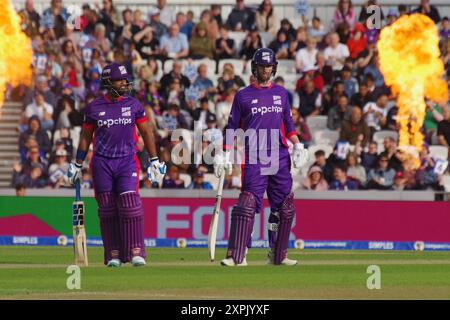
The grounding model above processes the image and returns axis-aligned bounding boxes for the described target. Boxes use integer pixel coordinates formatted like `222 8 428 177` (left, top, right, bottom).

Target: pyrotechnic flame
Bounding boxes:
378 14 448 164
0 0 33 107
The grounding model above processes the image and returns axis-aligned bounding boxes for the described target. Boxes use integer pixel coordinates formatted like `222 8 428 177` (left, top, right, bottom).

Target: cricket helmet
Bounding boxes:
251 48 278 77
101 62 133 97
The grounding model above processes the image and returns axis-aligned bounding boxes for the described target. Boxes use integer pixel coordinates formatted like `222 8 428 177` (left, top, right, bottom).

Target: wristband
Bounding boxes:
150 157 159 163
76 149 87 162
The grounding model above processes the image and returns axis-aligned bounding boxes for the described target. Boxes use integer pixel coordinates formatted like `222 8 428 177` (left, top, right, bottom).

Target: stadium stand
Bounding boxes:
4 0 450 192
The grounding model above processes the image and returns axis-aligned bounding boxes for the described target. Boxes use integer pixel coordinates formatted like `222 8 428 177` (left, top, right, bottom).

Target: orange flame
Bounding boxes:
377 14 448 158
0 0 33 106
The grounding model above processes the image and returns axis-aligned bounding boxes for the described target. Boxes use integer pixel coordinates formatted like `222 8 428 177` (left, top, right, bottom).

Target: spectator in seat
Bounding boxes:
268 30 290 60
211 5 223 26
359 0 384 25
291 107 312 146
412 0 441 24
383 137 403 172
301 166 329 191
278 18 296 42
360 140 379 172
297 80 321 118
214 25 236 60
162 166 185 189
12 163 47 189
216 63 246 95
437 104 450 153
439 16 450 41
187 171 213 189
256 0 278 36
134 26 161 60
362 93 389 138
19 116 52 159
347 23 366 59
216 88 237 130
346 151 366 185
341 66 359 100
159 61 191 100
424 100 444 143
295 38 318 73
340 106 370 147
193 97 215 128
416 143 442 190
189 22 214 59
24 92 54 131
193 64 217 98
333 0 356 31
323 32 350 71
308 17 326 41
160 23 189 60
239 26 263 67
148 6 168 39
48 149 70 189
226 0 255 32
366 152 396 190
327 95 352 131
350 81 373 110
157 0 175 27
329 163 359 190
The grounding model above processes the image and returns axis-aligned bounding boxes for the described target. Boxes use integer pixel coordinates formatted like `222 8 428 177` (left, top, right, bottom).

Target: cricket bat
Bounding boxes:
208 171 225 262
73 181 88 267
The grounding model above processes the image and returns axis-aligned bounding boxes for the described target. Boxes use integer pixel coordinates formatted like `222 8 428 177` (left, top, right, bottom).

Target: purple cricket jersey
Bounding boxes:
83 95 148 158
224 83 297 153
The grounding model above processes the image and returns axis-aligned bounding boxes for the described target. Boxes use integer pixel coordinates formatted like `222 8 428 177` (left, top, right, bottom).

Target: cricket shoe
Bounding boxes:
220 256 248 267
266 250 298 266
131 256 146 267
106 259 122 267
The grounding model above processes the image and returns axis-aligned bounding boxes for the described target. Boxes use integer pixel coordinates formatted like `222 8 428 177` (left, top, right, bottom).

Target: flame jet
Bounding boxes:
377 14 448 156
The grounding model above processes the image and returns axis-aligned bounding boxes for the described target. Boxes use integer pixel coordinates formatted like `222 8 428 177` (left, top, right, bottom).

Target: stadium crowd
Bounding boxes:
9 0 450 192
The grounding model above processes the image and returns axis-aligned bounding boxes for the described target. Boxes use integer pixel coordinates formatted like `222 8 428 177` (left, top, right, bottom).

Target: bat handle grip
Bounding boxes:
75 180 81 201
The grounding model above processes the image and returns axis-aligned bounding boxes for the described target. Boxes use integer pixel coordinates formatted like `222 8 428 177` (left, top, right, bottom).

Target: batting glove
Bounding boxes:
292 143 309 168
67 162 83 185
147 157 167 183
213 151 233 178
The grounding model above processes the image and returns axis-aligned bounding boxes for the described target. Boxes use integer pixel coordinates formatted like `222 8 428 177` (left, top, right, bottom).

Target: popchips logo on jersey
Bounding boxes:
251 105 283 116
97 118 132 128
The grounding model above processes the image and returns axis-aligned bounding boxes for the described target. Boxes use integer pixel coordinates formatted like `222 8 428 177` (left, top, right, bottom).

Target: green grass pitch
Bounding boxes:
0 246 449 299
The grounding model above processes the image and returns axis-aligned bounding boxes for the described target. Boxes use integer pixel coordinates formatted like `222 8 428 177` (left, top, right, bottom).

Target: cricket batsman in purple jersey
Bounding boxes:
214 48 309 266
67 62 167 267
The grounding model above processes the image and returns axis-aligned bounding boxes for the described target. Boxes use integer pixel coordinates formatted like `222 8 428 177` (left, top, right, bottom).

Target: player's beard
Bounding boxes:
256 68 272 86
110 82 132 97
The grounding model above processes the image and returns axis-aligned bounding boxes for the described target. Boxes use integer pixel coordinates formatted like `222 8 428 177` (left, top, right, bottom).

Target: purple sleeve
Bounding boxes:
83 103 96 129
135 101 148 124
224 91 242 150
282 91 297 139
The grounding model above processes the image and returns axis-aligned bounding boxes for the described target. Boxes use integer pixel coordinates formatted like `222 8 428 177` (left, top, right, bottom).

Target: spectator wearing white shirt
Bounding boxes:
25 92 54 131
362 93 389 138
216 88 237 130
157 0 175 27
324 32 349 71
295 37 318 73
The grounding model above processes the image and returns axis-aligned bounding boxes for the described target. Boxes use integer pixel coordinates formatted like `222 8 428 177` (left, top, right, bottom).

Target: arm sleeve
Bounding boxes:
135 101 148 124
223 92 242 150
82 104 96 130
283 91 297 139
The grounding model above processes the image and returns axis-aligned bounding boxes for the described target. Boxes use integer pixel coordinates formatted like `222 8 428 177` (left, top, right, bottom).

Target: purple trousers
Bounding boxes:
92 153 146 264
241 151 293 214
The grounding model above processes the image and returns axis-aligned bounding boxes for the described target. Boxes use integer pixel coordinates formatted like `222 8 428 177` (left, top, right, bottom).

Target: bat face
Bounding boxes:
73 200 88 267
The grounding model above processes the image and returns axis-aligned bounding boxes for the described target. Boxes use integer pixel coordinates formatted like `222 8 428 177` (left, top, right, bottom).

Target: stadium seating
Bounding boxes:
429 145 449 161
313 129 340 146
306 116 328 132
